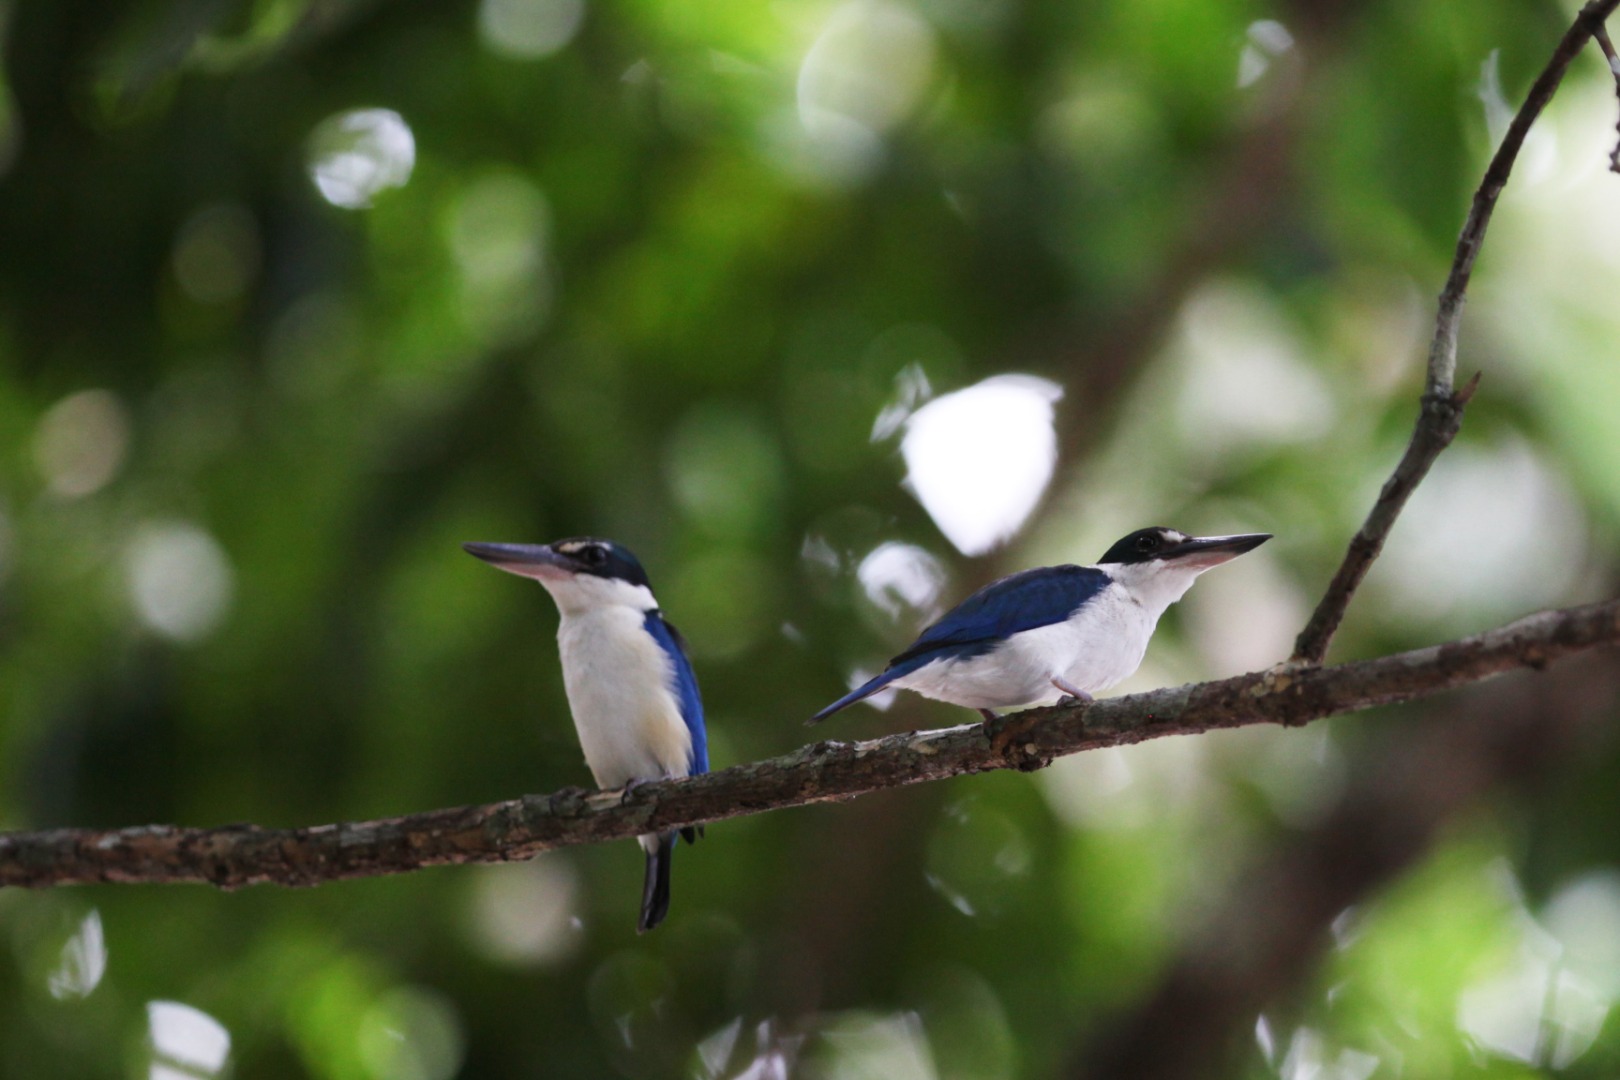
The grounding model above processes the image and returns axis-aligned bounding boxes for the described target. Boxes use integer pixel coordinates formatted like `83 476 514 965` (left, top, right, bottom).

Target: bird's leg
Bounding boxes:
620 776 656 798
978 708 1001 722
1051 676 1093 707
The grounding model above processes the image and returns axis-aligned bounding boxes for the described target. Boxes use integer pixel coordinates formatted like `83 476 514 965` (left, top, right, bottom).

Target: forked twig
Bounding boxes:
1292 0 1620 664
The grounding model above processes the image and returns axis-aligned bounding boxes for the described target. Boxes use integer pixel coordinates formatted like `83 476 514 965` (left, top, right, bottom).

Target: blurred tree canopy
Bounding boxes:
2 0 1619 1077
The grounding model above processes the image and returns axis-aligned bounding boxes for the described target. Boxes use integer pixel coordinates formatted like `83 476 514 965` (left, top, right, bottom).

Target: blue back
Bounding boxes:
808 563 1114 721
892 564 1111 666
643 612 707 775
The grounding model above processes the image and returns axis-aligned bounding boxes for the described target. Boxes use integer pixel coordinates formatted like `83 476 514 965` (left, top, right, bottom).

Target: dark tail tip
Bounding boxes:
638 834 676 933
806 697 851 726
809 672 894 726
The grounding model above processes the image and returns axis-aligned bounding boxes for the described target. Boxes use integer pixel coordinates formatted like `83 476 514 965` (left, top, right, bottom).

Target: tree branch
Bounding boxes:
1 599 1615 890
1291 0 1620 665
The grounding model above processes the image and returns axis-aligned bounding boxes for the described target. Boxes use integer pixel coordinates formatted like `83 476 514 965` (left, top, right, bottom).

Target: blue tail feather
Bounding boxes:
809 652 939 723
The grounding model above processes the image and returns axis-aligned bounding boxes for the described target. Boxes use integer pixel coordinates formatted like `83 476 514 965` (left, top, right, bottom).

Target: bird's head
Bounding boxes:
1097 526 1272 613
463 537 656 614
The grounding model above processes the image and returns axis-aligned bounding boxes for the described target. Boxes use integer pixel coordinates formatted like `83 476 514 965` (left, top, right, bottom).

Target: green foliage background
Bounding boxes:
2 0 1619 1077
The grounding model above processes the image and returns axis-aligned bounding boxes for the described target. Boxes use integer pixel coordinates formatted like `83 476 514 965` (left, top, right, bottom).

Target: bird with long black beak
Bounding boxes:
811 527 1272 723
464 538 705 932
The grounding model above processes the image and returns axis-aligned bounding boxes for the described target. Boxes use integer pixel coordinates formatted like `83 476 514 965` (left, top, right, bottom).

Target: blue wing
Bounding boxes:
892 564 1110 664
643 612 707 776
810 565 1110 722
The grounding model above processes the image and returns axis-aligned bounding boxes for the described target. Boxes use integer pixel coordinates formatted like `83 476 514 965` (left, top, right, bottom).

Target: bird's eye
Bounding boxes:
1135 534 1159 553
581 545 607 566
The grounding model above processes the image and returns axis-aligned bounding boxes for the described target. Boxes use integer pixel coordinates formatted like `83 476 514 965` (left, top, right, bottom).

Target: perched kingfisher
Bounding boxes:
810 527 1271 723
463 537 706 932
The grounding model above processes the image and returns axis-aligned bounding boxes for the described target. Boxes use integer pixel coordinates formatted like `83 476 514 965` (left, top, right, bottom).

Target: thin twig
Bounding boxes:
1596 23 1620 172
1 598 1615 890
1292 0 1620 665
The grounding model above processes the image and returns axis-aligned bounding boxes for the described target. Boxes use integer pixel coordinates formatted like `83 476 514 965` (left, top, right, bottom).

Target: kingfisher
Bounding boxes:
463 537 706 932
810 527 1271 723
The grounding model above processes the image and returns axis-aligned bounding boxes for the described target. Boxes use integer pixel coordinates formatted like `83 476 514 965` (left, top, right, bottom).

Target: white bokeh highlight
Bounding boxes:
478 0 585 58
899 375 1063 556
126 521 235 643
308 109 416 210
147 1001 231 1077
857 541 947 623
816 1011 938 1080
1173 282 1335 458
789 1 937 185
33 389 131 499
47 909 106 1000
1374 437 1585 620
464 858 582 966
1274 1027 1379 1080
1237 19 1294 88
1454 864 1618 1069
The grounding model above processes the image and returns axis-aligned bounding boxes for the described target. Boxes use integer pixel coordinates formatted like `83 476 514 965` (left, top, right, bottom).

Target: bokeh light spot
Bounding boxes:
33 388 131 499
665 405 785 540
47 909 106 1000
900 374 1063 556
665 549 775 660
478 0 585 58
1275 1027 1379 1080
445 170 553 344
147 1001 231 1077
871 361 934 442
1375 437 1585 621
1173 282 1334 458
789 1 937 186
856 541 946 624
357 987 466 1080
809 1011 938 1080
125 521 235 643
308 108 416 210
1237 19 1294 88
1544 872 1620 1001
463 858 582 966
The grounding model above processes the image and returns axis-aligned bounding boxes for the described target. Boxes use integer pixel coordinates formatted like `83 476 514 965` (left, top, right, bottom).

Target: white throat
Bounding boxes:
1104 560 1210 619
537 573 658 617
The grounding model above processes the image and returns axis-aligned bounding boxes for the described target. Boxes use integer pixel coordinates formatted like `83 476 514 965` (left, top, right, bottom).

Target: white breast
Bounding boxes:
1054 586 1159 693
554 606 692 790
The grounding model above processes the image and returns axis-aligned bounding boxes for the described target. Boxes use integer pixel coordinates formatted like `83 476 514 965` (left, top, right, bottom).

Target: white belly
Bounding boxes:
894 591 1159 709
555 608 692 790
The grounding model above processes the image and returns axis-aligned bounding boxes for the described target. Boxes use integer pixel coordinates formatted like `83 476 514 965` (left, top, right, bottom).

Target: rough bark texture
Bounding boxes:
2 599 1615 890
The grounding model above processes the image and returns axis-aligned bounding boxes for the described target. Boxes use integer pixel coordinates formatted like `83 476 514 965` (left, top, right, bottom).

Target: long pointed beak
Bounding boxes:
463 542 577 582
1163 532 1272 570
